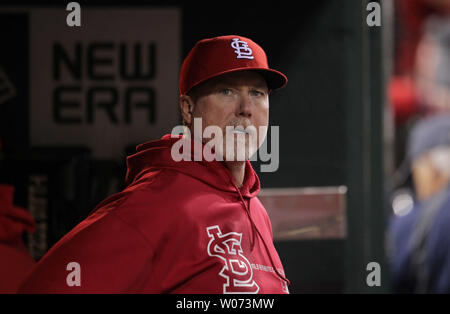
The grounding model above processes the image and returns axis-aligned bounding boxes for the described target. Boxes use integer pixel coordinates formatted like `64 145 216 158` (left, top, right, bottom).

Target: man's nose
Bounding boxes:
237 93 253 118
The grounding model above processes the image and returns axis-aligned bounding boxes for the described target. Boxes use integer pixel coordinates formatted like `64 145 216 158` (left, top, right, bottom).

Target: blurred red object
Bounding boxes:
0 184 36 293
389 76 420 124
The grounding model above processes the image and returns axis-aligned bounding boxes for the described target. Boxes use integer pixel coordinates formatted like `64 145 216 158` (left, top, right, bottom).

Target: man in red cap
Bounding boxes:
19 35 289 294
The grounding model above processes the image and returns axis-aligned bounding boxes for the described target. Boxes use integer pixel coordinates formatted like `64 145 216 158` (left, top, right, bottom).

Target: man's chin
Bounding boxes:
202 137 258 162
222 144 257 162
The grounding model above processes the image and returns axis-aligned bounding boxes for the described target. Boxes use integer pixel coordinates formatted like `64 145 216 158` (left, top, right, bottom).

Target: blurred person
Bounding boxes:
389 12 450 177
18 35 290 294
388 114 450 293
390 0 450 124
0 184 36 293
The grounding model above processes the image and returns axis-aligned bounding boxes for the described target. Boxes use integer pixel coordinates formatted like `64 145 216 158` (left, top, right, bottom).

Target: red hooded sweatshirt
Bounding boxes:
18 135 289 294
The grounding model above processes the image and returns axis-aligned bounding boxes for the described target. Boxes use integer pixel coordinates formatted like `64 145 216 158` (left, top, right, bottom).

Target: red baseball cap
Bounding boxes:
179 35 288 95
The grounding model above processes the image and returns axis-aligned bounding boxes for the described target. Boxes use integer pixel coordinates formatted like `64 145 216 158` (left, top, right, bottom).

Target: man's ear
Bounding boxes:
180 95 194 126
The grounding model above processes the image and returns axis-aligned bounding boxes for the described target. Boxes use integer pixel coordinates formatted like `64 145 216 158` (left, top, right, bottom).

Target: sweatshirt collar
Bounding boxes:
125 134 260 198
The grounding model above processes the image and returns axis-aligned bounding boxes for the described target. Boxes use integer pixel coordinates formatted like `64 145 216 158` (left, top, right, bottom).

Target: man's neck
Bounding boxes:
224 161 246 188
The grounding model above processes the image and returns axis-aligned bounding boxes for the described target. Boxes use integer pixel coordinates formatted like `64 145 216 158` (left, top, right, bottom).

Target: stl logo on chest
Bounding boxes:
206 225 259 294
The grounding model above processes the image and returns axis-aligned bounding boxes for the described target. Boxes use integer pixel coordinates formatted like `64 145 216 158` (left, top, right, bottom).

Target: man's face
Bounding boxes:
184 70 269 161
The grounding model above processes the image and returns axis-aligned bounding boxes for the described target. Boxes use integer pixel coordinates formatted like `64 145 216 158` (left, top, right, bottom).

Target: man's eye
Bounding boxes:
219 88 232 95
250 90 265 97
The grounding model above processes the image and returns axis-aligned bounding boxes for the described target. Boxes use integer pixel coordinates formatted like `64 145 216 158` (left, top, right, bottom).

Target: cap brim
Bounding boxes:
252 68 288 91
185 67 288 95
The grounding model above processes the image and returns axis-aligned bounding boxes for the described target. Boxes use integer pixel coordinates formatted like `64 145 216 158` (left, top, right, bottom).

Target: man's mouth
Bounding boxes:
231 127 249 135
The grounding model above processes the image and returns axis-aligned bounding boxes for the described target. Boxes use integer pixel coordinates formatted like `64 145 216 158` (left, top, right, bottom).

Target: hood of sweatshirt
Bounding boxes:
125 134 260 199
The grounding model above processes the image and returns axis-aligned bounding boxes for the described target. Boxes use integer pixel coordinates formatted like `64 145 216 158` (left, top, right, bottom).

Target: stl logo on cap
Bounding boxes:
230 38 254 60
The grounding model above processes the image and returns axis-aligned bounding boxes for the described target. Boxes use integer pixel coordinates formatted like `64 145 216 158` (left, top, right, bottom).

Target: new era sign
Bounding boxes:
1 7 181 159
